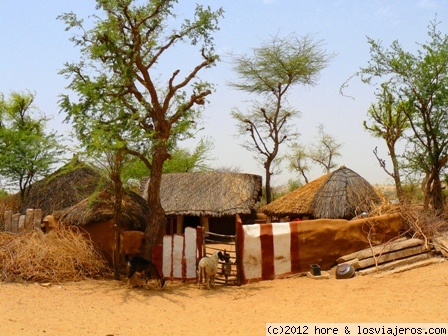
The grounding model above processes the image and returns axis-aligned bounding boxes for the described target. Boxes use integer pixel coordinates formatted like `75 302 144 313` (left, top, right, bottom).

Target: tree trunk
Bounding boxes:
265 162 272 204
112 176 123 280
422 166 444 212
111 150 124 280
144 143 169 260
388 144 404 201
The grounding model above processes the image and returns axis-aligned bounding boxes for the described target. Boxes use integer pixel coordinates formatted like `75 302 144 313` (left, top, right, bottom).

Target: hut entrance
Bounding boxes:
183 216 200 232
202 231 240 286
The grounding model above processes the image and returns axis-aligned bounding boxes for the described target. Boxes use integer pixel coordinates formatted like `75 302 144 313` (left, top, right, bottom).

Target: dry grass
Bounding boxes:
0 226 110 283
364 199 448 239
141 172 262 217
262 166 381 219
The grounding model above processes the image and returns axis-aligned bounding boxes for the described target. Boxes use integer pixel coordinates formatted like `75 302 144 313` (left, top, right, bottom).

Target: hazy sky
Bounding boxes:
1 0 447 187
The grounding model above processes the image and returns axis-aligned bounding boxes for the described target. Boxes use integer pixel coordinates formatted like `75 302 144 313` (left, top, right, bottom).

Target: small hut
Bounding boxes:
261 166 382 221
55 189 149 231
54 189 150 266
140 172 262 235
15 158 109 216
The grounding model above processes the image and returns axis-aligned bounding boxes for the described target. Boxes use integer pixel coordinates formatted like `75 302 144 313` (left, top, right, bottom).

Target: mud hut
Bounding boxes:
140 172 263 235
261 166 382 221
53 189 151 266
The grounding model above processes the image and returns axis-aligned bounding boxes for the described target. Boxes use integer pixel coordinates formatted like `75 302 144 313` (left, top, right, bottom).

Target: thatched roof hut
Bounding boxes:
6 158 109 216
141 172 262 217
140 172 262 235
55 189 149 231
261 166 382 220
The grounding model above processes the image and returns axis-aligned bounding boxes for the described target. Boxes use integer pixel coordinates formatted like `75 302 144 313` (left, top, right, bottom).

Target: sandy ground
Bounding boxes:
1 261 447 336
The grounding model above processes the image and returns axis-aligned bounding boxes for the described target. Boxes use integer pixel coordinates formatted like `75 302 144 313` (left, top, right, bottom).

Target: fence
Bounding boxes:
235 213 403 283
1 209 42 233
2 210 403 285
203 230 240 286
161 227 200 282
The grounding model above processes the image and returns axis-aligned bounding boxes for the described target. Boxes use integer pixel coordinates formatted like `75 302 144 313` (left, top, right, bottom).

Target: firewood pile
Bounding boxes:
336 236 446 277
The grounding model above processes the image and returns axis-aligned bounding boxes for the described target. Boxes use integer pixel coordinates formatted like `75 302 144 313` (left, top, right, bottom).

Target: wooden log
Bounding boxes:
357 252 435 276
337 238 423 263
357 245 431 269
432 236 448 258
372 257 445 278
343 258 360 270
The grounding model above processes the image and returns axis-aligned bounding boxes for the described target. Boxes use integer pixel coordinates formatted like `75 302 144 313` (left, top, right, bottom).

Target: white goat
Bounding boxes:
197 251 223 290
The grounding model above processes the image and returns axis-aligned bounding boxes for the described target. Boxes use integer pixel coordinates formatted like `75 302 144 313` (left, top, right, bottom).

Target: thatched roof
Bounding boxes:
16 158 109 216
140 172 262 217
261 166 381 219
55 189 149 231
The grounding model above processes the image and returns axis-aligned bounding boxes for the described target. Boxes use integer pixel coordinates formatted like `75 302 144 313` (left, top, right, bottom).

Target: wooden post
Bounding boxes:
235 215 244 285
201 216 209 234
196 226 203 261
176 215 183 234
4 211 12 232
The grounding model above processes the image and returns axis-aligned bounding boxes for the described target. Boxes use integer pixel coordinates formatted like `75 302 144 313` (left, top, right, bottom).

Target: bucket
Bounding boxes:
310 264 321 276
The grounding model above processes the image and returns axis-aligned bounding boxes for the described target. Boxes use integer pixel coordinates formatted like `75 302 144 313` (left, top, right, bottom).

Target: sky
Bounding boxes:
1 0 448 188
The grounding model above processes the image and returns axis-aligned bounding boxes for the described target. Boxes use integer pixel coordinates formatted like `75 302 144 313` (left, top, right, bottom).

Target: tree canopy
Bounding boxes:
230 33 332 204
0 91 64 201
356 19 448 210
59 0 223 254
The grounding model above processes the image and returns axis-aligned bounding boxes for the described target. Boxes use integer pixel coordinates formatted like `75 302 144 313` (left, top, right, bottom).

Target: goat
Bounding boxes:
126 256 165 289
221 250 232 284
197 251 225 289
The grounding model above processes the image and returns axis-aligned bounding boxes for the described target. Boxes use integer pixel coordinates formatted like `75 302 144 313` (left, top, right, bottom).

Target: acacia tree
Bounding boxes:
363 83 409 201
230 33 332 204
0 91 63 201
286 125 342 184
357 19 448 211
59 0 223 256
308 123 342 174
286 143 310 184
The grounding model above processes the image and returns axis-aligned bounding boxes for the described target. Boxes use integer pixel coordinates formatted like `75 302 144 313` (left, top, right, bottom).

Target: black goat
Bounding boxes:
126 256 165 289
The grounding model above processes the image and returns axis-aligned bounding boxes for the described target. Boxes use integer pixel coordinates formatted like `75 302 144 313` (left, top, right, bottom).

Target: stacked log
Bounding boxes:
432 233 448 258
337 237 445 277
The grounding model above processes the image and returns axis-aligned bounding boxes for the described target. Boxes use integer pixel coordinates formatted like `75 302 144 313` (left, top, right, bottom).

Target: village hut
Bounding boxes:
53 189 151 266
9 158 109 216
140 172 263 235
55 189 149 231
261 166 382 221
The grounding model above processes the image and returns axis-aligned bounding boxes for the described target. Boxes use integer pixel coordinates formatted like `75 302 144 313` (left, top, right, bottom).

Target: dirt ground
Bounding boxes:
1 261 447 336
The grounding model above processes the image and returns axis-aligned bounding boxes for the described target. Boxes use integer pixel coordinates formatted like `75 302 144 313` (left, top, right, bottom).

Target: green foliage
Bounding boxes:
353 18 448 210
308 124 342 174
0 91 65 200
286 125 342 184
230 33 332 203
59 0 223 171
59 0 223 252
287 179 303 192
163 137 214 173
363 83 409 200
